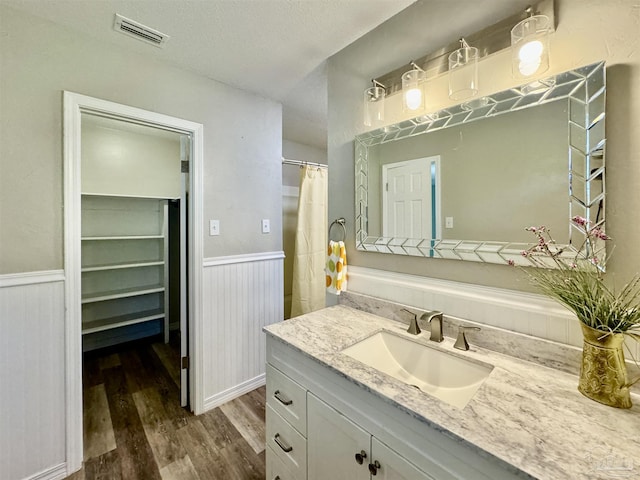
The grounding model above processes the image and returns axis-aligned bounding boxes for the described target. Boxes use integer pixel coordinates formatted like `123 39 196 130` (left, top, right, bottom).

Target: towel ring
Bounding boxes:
329 218 346 242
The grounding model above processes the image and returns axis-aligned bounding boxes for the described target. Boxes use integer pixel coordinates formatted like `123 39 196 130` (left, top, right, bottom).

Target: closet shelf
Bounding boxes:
82 284 165 304
81 260 165 272
82 192 179 200
82 308 165 335
82 235 164 241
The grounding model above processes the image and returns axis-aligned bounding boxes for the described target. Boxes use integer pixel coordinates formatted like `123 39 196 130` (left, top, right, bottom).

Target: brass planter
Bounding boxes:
578 323 632 409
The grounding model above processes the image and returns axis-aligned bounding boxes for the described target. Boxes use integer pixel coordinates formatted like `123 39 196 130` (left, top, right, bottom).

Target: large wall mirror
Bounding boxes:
355 61 606 266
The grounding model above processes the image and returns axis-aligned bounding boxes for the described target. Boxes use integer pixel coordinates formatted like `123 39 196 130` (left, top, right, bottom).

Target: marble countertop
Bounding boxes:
264 305 640 480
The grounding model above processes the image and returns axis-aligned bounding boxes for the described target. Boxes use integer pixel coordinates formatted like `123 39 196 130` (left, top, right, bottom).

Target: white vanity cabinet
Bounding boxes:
307 393 433 480
265 334 526 480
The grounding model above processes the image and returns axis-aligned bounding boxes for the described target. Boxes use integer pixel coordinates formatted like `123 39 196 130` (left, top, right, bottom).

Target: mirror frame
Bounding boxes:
355 61 606 266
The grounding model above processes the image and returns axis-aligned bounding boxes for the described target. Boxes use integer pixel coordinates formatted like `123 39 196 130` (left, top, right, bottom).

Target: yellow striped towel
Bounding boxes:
326 240 347 295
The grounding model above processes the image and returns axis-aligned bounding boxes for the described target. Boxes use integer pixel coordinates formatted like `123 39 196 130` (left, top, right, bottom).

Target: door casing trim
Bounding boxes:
63 91 205 473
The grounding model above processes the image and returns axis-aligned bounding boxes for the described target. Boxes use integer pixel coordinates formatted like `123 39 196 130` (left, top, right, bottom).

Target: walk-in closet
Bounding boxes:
80 114 186 351
78 113 191 466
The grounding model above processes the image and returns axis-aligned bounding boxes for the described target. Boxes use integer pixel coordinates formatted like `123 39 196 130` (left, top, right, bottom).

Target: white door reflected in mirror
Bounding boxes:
382 156 441 240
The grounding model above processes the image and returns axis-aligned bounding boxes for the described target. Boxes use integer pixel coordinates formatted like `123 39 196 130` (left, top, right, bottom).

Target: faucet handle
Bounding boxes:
401 308 421 335
454 326 481 351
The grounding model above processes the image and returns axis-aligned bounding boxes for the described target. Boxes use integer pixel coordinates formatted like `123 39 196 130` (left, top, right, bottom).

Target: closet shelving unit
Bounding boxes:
81 193 170 349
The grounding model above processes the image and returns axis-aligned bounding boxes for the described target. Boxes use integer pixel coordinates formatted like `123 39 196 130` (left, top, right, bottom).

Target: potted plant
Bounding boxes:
513 216 640 408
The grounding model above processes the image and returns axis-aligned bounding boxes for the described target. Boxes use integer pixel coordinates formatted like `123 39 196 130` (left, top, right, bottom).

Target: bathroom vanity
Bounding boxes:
264 305 640 480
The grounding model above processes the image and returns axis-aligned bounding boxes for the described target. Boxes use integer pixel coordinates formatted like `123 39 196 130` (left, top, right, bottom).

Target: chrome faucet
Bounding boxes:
420 311 444 342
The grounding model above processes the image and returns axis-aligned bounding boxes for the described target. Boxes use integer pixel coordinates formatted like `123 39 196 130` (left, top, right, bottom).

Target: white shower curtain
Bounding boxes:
290 165 328 317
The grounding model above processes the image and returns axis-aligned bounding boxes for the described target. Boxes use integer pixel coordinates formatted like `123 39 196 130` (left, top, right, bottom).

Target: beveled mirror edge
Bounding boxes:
354 61 606 267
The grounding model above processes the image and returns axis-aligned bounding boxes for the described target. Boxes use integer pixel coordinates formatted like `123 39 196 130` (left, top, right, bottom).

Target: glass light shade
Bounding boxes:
402 69 425 112
363 86 385 126
511 15 550 78
448 45 478 101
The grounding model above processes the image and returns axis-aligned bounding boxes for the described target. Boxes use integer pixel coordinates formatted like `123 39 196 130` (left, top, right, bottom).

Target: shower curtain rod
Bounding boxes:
282 157 328 169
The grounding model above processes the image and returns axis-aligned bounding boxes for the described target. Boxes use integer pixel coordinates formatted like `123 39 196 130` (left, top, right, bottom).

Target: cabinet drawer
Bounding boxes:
266 404 307 478
266 446 301 480
266 363 307 435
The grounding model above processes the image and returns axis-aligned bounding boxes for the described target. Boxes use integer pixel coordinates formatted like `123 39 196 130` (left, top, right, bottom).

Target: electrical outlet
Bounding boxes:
261 219 270 234
209 219 220 236
445 217 454 229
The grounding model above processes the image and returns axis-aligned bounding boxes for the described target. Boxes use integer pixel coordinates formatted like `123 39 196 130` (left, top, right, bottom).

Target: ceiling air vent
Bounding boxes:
113 14 170 48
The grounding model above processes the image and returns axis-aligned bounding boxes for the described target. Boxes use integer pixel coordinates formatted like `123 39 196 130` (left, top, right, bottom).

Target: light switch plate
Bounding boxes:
445 217 454 229
261 219 270 234
210 219 220 236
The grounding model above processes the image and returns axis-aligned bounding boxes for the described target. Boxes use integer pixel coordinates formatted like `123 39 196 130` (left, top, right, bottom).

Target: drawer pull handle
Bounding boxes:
355 450 367 465
369 460 381 475
274 390 293 406
274 433 293 453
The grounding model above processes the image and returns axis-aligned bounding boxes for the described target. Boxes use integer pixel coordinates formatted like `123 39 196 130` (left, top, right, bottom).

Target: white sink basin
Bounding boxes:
342 330 493 409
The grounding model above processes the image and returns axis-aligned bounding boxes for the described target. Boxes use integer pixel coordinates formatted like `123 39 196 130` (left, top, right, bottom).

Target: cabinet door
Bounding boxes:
371 437 434 480
307 393 369 480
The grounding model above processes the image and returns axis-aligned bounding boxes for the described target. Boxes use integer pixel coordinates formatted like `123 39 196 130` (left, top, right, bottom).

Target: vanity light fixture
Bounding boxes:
363 79 386 126
511 8 551 78
361 0 555 127
448 38 478 101
402 62 425 112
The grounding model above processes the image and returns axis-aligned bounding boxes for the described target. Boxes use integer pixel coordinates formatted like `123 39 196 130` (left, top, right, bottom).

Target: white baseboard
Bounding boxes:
24 463 67 480
203 373 266 412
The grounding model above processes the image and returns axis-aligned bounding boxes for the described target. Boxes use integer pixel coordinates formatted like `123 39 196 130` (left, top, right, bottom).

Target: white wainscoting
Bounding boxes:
202 251 284 410
347 266 585 345
0 271 67 480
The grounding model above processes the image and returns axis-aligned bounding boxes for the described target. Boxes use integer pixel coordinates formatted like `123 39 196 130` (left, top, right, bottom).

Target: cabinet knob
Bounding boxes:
368 460 381 475
354 450 368 465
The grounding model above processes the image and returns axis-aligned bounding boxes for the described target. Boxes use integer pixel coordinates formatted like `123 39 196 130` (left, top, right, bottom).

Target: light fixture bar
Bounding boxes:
373 0 554 96
409 61 424 72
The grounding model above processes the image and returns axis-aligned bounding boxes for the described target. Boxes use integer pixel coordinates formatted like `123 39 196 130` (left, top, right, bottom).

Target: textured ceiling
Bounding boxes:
3 0 416 148
3 0 540 149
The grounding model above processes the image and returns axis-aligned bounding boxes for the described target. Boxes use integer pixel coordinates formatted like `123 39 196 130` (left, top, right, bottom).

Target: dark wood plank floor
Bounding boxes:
66 334 266 480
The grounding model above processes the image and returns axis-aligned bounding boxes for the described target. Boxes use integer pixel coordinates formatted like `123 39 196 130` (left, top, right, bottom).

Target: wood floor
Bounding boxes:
66 334 266 480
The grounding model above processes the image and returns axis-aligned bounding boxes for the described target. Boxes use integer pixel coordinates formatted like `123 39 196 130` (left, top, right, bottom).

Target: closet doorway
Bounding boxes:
80 113 188 383
63 92 204 473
